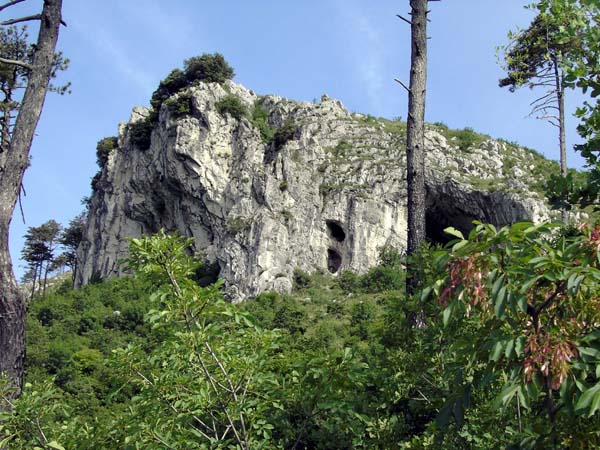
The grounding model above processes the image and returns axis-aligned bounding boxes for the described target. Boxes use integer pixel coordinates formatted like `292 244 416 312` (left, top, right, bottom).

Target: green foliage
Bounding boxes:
128 118 153 150
215 94 248 120
251 103 275 144
148 53 234 124
273 120 297 150
423 221 600 447
530 1 600 208
164 91 193 118
183 53 235 85
11 220 600 448
149 68 187 114
95 136 117 169
447 127 482 151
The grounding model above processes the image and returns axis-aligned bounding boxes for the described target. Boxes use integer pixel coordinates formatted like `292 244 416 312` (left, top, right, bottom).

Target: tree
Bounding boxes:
0 0 64 399
532 0 600 211
20 220 60 299
59 213 84 287
425 222 600 446
402 0 430 294
499 7 578 221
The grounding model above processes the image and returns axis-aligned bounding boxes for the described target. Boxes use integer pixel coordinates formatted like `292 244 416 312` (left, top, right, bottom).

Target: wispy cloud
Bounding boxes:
71 18 155 94
334 0 387 113
113 0 196 52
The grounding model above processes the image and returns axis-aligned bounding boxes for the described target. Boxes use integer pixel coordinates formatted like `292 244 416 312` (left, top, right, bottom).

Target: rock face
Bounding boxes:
76 81 550 300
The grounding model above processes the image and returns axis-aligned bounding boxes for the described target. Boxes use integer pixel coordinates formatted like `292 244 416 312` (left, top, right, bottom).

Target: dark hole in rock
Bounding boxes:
327 249 342 273
426 205 474 245
193 260 221 287
326 220 346 242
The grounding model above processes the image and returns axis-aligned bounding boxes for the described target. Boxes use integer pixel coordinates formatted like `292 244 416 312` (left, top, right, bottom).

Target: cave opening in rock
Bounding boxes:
425 203 475 245
193 260 222 287
327 248 342 273
326 220 346 242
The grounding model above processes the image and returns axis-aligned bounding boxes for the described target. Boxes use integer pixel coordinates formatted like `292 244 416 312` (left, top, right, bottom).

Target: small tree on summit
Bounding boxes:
183 53 234 84
149 53 235 122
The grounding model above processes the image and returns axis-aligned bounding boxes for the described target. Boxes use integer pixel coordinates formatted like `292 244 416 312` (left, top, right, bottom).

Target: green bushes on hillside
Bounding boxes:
4 224 600 448
215 94 247 120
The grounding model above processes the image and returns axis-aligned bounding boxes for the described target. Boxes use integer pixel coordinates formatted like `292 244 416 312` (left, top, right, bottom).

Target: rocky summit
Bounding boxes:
76 81 551 300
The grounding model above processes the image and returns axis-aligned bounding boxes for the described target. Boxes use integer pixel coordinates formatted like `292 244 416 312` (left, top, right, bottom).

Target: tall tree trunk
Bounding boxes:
406 0 428 293
0 0 62 399
42 260 49 297
29 262 38 300
555 67 567 223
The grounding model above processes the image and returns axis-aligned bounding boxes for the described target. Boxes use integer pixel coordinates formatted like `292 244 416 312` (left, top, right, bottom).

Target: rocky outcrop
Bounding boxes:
76 81 550 300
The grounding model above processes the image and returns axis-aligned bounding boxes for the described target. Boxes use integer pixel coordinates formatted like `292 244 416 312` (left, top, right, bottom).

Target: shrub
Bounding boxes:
216 94 247 120
184 53 235 85
293 268 311 289
90 172 102 192
95 136 118 169
164 92 193 118
332 140 352 157
148 54 234 124
453 127 479 150
337 270 361 293
150 68 187 115
251 104 275 144
273 120 297 150
361 265 404 293
128 118 153 150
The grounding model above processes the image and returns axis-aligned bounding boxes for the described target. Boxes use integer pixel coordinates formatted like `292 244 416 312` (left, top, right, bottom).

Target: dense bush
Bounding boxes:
128 118 153 150
148 53 234 124
251 103 275 144
273 119 297 150
183 53 234 84
164 91 193 118
149 68 187 114
215 94 247 120
95 136 118 169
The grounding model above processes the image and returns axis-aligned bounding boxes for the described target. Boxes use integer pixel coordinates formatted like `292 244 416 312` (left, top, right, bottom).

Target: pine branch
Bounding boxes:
0 57 32 70
1 13 41 26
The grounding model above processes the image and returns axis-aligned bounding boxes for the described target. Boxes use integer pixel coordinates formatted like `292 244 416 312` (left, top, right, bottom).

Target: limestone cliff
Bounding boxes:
76 81 550 300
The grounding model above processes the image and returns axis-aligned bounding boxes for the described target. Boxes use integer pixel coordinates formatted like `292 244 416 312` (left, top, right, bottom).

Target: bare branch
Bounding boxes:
0 0 26 12
1 13 41 26
396 14 412 25
0 57 32 71
394 78 411 93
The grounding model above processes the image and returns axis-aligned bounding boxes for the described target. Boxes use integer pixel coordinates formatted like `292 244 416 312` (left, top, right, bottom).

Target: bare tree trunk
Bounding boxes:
42 260 49 297
29 262 38 300
406 0 428 293
555 67 567 223
0 0 62 399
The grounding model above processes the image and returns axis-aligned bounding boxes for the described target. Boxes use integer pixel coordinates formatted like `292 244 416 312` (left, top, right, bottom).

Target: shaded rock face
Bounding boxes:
77 81 549 301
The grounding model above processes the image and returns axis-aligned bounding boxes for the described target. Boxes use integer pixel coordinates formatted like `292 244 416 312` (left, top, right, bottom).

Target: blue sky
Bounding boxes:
8 0 588 278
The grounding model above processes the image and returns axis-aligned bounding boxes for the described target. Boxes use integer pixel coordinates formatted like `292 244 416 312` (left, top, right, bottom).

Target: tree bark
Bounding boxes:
0 0 62 399
554 64 567 223
406 0 428 293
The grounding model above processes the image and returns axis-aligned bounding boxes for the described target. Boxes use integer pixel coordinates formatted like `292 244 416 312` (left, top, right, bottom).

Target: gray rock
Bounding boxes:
76 81 550 301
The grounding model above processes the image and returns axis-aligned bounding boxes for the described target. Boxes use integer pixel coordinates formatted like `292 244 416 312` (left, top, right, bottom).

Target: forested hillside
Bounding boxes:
1 228 599 448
